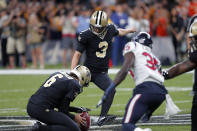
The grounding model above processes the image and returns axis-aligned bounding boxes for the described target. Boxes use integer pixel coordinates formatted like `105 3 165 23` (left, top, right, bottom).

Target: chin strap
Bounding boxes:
164 94 181 119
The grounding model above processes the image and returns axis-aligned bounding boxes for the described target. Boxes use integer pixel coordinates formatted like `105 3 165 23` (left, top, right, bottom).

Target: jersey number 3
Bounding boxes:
142 52 158 71
96 41 108 58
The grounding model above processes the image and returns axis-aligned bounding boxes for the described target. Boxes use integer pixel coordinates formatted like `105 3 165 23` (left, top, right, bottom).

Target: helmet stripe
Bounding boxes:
95 11 99 25
96 11 102 26
99 11 103 25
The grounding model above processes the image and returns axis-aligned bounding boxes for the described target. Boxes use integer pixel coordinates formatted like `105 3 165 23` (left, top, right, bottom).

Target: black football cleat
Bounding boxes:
97 115 116 126
31 121 42 131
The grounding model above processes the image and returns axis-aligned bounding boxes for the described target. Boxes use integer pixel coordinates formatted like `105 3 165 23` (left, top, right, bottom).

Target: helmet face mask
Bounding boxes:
134 32 153 48
90 25 106 34
90 10 108 38
70 65 91 87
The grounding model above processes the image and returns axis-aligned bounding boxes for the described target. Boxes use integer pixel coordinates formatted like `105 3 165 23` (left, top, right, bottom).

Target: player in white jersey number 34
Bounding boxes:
97 32 180 131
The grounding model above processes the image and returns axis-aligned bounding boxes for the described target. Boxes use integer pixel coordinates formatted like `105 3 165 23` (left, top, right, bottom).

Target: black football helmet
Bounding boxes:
134 32 153 48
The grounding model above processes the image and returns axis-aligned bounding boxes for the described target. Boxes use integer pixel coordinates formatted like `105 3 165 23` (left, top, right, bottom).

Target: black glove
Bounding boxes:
69 106 91 113
162 70 169 80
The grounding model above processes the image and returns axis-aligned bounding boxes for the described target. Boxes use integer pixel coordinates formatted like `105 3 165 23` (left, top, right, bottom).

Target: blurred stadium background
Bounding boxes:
0 0 196 130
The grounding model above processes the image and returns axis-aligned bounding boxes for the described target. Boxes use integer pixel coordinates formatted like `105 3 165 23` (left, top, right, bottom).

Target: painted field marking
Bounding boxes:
0 89 35 93
117 87 192 92
0 69 194 75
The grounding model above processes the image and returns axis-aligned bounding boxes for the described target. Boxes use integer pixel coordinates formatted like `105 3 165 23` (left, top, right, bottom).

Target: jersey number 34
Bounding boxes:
143 52 159 71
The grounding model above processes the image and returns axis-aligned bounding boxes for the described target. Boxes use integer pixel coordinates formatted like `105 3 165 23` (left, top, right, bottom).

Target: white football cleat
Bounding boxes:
143 128 152 131
134 127 144 131
134 127 152 131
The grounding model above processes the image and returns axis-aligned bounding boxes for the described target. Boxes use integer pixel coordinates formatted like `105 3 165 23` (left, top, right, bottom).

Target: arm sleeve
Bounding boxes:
189 51 197 64
76 32 87 53
64 80 82 102
110 24 119 36
68 112 75 120
57 97 73 118
58 97 76 120
69 106 83 113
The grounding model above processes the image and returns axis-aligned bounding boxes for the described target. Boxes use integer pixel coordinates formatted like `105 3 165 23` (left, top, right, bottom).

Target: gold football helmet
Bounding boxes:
70 65 91 87
90 10 108 37
189 22 197 51
189 22 197 37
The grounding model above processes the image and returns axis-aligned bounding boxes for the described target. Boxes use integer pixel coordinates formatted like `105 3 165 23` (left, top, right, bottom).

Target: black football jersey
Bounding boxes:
29 72 82 109
189 50 197 64
77 24 119 73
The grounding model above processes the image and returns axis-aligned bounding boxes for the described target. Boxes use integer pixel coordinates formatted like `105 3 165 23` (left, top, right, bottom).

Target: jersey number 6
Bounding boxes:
43 74 64 88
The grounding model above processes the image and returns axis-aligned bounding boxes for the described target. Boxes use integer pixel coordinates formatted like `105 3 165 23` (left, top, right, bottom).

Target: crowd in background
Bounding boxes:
0 0 196 69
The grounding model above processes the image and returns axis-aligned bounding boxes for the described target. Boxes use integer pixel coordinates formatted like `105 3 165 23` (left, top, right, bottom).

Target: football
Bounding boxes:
80 111 91 131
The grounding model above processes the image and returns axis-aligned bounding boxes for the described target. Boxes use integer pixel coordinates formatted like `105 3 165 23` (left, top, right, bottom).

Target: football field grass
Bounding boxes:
0 72 193 130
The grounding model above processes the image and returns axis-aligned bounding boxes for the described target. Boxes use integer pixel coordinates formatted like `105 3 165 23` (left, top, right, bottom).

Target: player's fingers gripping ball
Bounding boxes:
80 111 91 131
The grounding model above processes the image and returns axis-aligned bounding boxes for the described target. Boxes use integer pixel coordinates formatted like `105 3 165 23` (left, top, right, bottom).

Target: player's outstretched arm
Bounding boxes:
71 51 82 69
118 28 136 36
164 59 196 79
113 52 135 86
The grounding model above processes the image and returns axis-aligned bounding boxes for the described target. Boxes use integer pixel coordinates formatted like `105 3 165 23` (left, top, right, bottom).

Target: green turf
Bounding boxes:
0 72 193 130
140 125 190 131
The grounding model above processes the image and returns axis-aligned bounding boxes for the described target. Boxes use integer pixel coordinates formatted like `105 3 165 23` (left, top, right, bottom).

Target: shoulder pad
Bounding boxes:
123 41 137 56
78 29 91 43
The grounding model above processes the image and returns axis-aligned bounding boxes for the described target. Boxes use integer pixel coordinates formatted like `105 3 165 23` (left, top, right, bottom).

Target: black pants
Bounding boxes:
122 93 165 131
1 38 8 67
192 93 197 131
91 72 115 116
193 68 197 92
27 102 80 131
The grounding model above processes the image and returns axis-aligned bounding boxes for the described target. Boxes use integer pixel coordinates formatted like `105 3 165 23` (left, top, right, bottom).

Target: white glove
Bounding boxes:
164 94 181 119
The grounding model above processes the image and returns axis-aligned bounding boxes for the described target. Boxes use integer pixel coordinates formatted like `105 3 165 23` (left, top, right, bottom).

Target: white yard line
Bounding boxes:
0 98 27 102
0 89 35 93
0 108 18 111
117 87 192 92
174 100 191 103
0 69 194 75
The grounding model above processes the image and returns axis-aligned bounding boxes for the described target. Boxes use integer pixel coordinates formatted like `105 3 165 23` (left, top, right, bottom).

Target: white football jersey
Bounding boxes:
123 41 164 86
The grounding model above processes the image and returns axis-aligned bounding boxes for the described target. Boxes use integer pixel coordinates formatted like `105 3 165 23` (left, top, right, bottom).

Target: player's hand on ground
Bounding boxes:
74 113 86 126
